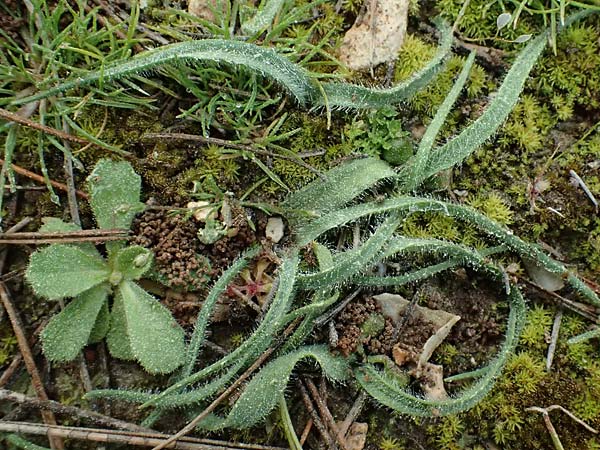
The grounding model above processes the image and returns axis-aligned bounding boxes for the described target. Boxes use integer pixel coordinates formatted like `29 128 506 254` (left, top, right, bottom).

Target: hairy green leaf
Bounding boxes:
119 280 185 374
112 245 153 281
11 22 450 111
241 0 286 35
319 19 453 109
403 51 476 191
223 345 349 429
26 244 110 300
144 253 299 408
298 213 400 289
183 246 261 379
88 301 110 344
106 291 135 361
87 159 144 232
356 282 526 416
13 39 317 107
421 30 548 180
41 284 110 362
283 157 395 224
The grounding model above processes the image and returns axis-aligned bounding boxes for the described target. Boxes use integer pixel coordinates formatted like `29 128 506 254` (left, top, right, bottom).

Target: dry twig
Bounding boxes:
0 158 88 200
0 283 64 450
526 405 598 450
0 228 129 245
0 107 89 145
339 390 367 438
297 380 338 450
142 133 325 180
304 377 348 450
0 389 149 432
0 421 288 450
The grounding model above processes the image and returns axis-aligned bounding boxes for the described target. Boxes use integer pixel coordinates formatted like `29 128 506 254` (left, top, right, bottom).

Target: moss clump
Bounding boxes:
394 35 491 120
266 113 352 193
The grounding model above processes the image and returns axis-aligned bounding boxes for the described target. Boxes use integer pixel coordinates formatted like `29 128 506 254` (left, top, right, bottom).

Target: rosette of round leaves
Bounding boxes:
25 159 185 374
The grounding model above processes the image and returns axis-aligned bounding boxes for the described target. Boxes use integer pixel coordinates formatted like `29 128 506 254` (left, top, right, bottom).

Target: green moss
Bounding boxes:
519 305 553 350
394 35 491 119
533 20 600 112
427 415 465 450
266 113 352 192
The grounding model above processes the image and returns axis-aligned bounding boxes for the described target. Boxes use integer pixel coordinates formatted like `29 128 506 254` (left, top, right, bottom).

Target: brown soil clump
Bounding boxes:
334 297 397 357
132 209 213 290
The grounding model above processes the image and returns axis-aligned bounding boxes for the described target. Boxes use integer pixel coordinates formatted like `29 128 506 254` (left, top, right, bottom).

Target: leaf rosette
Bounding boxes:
25 159 185 374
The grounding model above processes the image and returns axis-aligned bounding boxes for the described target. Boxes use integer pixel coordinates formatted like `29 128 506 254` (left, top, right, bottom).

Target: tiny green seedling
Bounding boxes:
25 159 186 374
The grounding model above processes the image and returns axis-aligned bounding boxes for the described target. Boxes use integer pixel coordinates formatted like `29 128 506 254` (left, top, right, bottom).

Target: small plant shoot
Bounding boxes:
25 160 186 374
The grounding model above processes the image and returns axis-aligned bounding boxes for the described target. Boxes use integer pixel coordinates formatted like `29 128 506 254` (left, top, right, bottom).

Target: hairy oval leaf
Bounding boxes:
41 284 110 362
118 280 185 374
87 159 144 232
26 244 110 300
88 301 110 344
106 291 135 361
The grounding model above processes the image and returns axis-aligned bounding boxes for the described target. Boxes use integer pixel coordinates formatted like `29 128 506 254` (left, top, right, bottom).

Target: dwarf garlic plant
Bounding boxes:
25 159 186 374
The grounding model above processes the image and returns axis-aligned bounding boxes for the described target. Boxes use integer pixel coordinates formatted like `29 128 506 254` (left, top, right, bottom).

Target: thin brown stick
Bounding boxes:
518 275 600 323
0 228 129 245
0 158 89 200
304 378 348 450
0 421 289 450
0 107 90 145
339 390 367 438
151 318 303 450
0 389 149 432
0 353 23 387
297 380 338 450
299 418 313 446
0 217 32 322
142 133 325 179
0 283 64 450
526 405 598 450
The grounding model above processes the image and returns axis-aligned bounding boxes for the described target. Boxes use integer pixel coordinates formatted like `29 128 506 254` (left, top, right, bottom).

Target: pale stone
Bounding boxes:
187 201 217 222
338 0 409 70
265 217 284 243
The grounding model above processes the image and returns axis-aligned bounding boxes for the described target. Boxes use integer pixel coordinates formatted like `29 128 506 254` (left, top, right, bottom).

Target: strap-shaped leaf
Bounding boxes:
356 284 526 416
320 19 453 109
41 284 109 362
283 157 395 223
106 291 135 361
118 280 185 374
112 245 153 281
182 246 261 379
26 244 110 300
298 212 400 289
403 52 476 191
223 345 349 429
422 30 545 180
87 159 144 231
143 253 299 408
